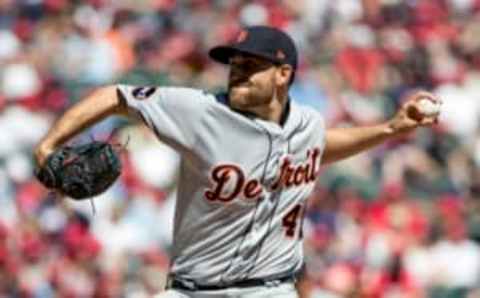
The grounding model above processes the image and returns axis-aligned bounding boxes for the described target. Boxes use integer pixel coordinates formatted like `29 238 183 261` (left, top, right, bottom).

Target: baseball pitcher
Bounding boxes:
34 26 440 298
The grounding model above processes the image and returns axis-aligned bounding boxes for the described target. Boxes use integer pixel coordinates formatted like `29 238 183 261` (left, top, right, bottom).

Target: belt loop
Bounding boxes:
265 280 281 287
183 279 197 291
165 276 173 290
174 278 198 291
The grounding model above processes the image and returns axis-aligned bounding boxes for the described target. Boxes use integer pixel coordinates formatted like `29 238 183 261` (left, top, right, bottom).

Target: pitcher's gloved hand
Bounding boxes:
35 141 122 200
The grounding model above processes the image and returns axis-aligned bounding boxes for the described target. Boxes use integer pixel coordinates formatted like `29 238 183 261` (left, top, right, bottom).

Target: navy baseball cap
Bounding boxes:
209 26 298 73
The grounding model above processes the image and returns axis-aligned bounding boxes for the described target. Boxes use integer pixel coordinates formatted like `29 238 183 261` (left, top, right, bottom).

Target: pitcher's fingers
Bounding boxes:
420 116 438 126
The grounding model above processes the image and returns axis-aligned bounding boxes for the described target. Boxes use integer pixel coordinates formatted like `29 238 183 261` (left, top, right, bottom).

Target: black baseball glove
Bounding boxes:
35 141 122 200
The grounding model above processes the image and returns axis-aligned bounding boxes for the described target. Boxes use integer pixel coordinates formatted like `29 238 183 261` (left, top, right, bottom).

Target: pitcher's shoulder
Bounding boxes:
292 101 325 124
179 88 221 106
159 87 216 101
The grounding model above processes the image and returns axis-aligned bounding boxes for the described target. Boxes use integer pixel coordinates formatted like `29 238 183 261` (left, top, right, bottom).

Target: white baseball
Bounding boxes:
417 98 441 117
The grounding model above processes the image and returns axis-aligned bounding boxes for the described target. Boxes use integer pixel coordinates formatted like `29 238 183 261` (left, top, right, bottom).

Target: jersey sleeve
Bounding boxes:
317 112 327 153
304 106 327 158
116 85 208 151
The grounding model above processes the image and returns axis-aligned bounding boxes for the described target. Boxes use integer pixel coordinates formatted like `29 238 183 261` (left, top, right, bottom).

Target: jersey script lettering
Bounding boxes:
204 147 321 202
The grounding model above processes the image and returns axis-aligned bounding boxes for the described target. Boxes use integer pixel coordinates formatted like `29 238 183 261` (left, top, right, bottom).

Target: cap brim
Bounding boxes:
208 46 238 64
209 45 283 65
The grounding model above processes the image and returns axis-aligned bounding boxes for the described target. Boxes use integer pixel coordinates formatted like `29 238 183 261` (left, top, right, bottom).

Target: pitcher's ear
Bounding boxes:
276 64 293 86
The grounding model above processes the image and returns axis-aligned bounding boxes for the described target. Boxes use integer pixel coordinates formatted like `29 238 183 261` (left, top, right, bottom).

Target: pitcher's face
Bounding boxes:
227 54 280 109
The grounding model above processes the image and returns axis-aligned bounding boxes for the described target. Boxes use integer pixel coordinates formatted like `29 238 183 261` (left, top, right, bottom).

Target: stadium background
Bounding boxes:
1 0 480 297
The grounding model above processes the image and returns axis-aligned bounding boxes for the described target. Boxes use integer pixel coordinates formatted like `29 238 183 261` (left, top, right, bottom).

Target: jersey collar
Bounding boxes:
215 92 292 128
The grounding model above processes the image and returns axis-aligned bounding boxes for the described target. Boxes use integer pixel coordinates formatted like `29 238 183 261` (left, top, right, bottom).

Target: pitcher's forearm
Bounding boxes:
321 123 396 164
35 86 124 164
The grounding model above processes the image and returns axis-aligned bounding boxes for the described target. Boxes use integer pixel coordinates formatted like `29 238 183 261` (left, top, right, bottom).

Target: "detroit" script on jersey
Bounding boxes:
204 147 321 202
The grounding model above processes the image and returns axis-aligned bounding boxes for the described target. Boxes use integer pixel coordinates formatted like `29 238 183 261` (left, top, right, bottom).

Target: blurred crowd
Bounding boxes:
1 0 480 297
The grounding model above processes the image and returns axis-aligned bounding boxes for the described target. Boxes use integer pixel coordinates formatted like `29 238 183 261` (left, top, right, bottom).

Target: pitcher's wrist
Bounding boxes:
34 143 55 166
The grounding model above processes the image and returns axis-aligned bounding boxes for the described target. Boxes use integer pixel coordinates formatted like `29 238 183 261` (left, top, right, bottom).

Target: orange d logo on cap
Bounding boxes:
237 30 248 43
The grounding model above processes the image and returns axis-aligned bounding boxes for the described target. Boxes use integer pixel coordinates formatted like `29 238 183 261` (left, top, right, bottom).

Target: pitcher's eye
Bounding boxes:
244 62 257 69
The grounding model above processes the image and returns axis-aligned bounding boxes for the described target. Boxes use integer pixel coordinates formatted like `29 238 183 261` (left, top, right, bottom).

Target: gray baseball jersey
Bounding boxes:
117 85 326 285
